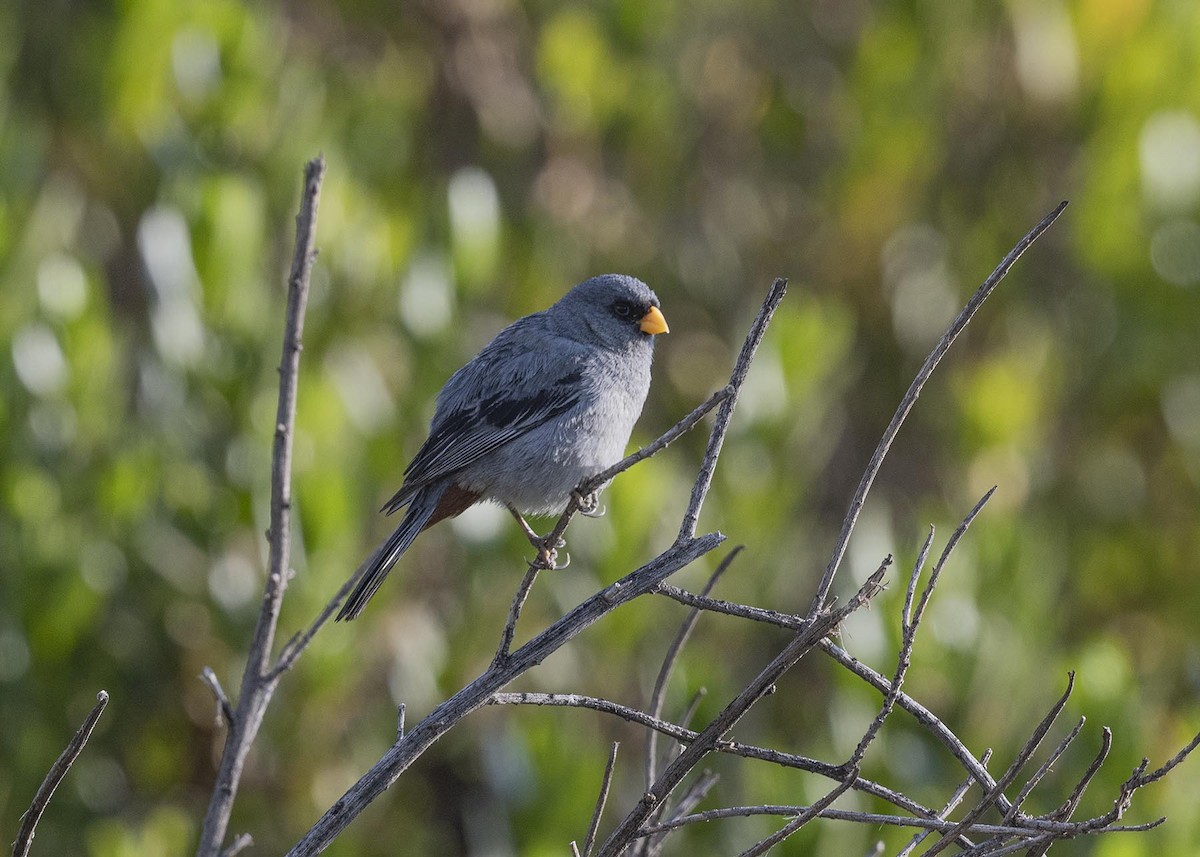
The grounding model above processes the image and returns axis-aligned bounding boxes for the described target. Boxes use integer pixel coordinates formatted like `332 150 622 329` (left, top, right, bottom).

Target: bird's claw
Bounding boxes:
532 542 570 571
573 490 605 518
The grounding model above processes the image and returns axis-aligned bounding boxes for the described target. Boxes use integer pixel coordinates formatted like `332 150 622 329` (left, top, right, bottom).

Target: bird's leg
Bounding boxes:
572 488 605 518
506 504 541 543
505 504 568 570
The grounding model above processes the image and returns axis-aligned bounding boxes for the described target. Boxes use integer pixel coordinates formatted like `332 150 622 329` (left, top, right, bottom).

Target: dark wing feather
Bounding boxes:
381 336 584 514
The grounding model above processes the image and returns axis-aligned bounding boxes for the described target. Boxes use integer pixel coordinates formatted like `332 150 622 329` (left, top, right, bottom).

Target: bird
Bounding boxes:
336 274 669 621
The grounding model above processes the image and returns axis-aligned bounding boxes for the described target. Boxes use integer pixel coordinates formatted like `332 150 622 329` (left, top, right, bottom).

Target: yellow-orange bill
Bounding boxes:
640 305 669 335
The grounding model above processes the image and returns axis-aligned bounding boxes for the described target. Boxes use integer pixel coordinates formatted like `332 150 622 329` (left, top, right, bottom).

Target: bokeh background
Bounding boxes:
3 0 1200 854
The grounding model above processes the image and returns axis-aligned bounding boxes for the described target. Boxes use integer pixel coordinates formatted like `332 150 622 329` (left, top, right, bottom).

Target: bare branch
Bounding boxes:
645 547 742 791
680 278 788 540
197 155 325 857
820 640 1005 805
582 743 620 857
270 541 387 678
493 564 542 668
488 692 942 822
849 490 994 776
923 672 1077 856
848 528 937 770
809 202 1068 615
199 667 235 729
655 584 807 631
13 690 109 857
897 750 993 857
736 776 857 857
595 557 891 856
1135 724 1200 785
901 527 935 628
656 577 1009 812
218 834 254 857
643 771 719 857
1008 718 1087 820
637 800 1161 839
677 689 706 732
641 804 922 837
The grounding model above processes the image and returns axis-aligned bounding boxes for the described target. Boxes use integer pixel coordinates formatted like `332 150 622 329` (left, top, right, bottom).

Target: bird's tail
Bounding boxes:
336 485 443 621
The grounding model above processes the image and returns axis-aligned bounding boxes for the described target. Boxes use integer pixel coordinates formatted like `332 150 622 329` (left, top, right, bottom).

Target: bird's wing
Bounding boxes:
382 321 587 514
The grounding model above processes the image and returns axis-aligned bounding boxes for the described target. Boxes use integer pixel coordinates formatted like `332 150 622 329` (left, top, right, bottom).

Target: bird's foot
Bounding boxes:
506 503 570 569
573 489 605 518
530 535 569 570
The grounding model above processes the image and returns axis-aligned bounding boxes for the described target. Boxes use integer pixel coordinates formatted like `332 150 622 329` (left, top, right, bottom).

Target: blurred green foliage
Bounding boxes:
3 0 1200 854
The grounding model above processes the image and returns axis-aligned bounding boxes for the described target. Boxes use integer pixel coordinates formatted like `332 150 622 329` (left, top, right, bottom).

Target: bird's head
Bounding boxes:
554 274 669 351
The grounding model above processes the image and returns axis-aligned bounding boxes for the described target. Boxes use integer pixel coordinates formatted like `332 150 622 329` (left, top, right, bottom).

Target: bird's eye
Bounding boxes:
612 301 635 319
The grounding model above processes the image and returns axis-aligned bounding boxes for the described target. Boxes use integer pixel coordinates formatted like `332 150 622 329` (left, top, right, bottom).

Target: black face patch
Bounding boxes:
611 299 646 323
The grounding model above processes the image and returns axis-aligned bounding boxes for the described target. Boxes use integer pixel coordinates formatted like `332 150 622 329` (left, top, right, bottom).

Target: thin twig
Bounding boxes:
1132 724 1200 786
196 155 325 857
897 750 993 857
271 540 388 678
654 582 1007 809
595 557 891 856
680 279 788 540
922 672 1077 856
848 491 992 771
635 801 1161 838
493 564 542 668
654 584 807 631
809 202 1068 615
1053 724 1110 819
674 690 707 741
13 690 109 857
645 548 742 797
218 834 254 857
643 771 720 857
824 642 1006 806
959 834 1053 857
200 667 235 729
736 775 857 857
1007 718 1086 821
847 528 936 769
582 742 620 857
487 692 949 823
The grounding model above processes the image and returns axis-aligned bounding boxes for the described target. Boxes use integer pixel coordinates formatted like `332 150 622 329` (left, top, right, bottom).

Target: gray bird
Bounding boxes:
337 274 669 620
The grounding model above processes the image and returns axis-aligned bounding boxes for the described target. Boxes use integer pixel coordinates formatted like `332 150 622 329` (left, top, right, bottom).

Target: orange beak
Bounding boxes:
639 305 669 335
